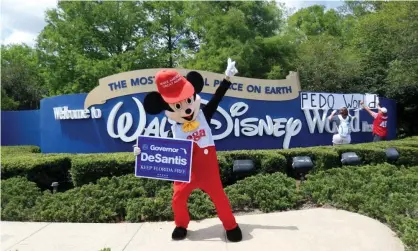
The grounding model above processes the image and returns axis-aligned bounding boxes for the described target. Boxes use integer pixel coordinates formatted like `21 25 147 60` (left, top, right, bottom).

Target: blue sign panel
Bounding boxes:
135 136 193 182
0 69 397 153
1 110 40 146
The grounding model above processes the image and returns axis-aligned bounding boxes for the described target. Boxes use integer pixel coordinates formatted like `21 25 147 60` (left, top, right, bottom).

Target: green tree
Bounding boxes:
288 5 343 37
182 1 294 79
337 1 418 135
1 44 46 110
295 34 361 92
143 1 198 68
37 1 160 94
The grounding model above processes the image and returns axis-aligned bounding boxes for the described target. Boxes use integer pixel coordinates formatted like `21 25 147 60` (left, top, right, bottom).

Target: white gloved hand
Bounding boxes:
225 58 238 77
133 145 141 156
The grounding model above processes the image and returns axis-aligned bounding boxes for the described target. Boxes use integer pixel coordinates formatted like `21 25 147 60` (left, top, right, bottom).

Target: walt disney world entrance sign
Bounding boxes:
40 69 396 153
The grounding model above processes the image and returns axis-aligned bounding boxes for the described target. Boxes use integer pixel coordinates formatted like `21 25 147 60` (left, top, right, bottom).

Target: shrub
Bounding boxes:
217 154 233 185
1 177 42 221
126 188 216 222
126 173 301 222
187 189 216 220
395 136 418 148
126 188 173 222
355 142 418 166
328 145 387 165
1 154 72 190
31 175 171 223
1 145 40 156
302 164 418 250
70 150 286 187
394 147 418 166
3 137 416 192
277 147 340 175
225 172 302 213
69 153 135 186
219 150 287 185
70 150 286 188
4 172 301 223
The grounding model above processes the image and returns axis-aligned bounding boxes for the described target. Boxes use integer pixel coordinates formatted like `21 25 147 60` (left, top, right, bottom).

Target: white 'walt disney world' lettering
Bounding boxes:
302 109 361 134
53 106 102 120
106 97 371 149
106 97 303 149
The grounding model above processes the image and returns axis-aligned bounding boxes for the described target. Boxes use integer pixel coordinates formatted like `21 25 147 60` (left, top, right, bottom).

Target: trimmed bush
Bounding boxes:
302 164 418 250
70 150 286 187
394 147 418 166
126 188 173 222
219 150 287 185
69 153 135 186
31 175 171 223
128 173 301 222
1 154 72 190
2 137 416 196
217 154 233 185
277 148 340 175
1 145 40 156
126 188 217 222
355 142 418 166
396 136 418 147
225 172 302 213
327 144 387 165
2 172 301 223
1 177 42 221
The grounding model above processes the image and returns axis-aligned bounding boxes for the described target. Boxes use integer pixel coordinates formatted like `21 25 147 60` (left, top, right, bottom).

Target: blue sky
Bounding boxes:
0 0 345 47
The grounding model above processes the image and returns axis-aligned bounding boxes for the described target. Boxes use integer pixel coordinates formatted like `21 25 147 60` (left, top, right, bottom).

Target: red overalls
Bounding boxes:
171 111 237 231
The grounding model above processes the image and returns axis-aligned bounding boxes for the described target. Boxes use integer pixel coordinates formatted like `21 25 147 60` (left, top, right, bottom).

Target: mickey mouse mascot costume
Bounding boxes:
134 58 242 242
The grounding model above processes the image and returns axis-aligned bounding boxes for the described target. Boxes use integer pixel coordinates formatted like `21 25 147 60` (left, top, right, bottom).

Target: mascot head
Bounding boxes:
143 69 204 124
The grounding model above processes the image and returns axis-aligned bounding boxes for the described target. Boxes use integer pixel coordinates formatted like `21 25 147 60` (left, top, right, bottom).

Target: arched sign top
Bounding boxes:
84 68 302 109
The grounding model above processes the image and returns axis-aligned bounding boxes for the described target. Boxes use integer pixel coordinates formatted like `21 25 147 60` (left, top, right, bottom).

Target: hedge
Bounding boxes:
350 142 418 166
1 137 416 191
1 172 299 223
302 164 418 250
224 172 302 213
2 163 417 250
30 175 172 223
126 188 216 222
275 147 340 175
218 150 287 185
69 153 135 187
1 177 42 221
1 154 72 190
69 150 287 187
327 144 387 165
1 145 40 156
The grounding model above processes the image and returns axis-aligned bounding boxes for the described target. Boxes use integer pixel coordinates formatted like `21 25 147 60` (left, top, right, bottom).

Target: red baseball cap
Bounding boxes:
155 69 195 104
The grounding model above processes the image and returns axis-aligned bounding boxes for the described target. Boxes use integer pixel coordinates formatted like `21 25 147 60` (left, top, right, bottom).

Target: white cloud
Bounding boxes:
1 30 36 45
278 0 344 15
1 0 57 47
1 0 345 47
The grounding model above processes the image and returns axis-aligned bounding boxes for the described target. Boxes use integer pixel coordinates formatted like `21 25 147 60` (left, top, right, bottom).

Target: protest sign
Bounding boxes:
300 92 379 110
135 136 193 182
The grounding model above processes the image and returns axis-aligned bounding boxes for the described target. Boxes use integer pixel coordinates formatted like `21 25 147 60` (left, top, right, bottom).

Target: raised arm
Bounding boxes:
202 58 238 122
360 101 377 118
328 110 337 120
203 79 232 122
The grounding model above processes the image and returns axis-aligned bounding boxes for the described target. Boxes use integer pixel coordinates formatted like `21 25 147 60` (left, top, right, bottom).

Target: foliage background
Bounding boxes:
1 1 417 136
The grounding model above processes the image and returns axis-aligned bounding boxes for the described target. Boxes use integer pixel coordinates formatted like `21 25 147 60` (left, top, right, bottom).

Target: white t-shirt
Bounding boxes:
171 110 215 148
337 115 352 137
